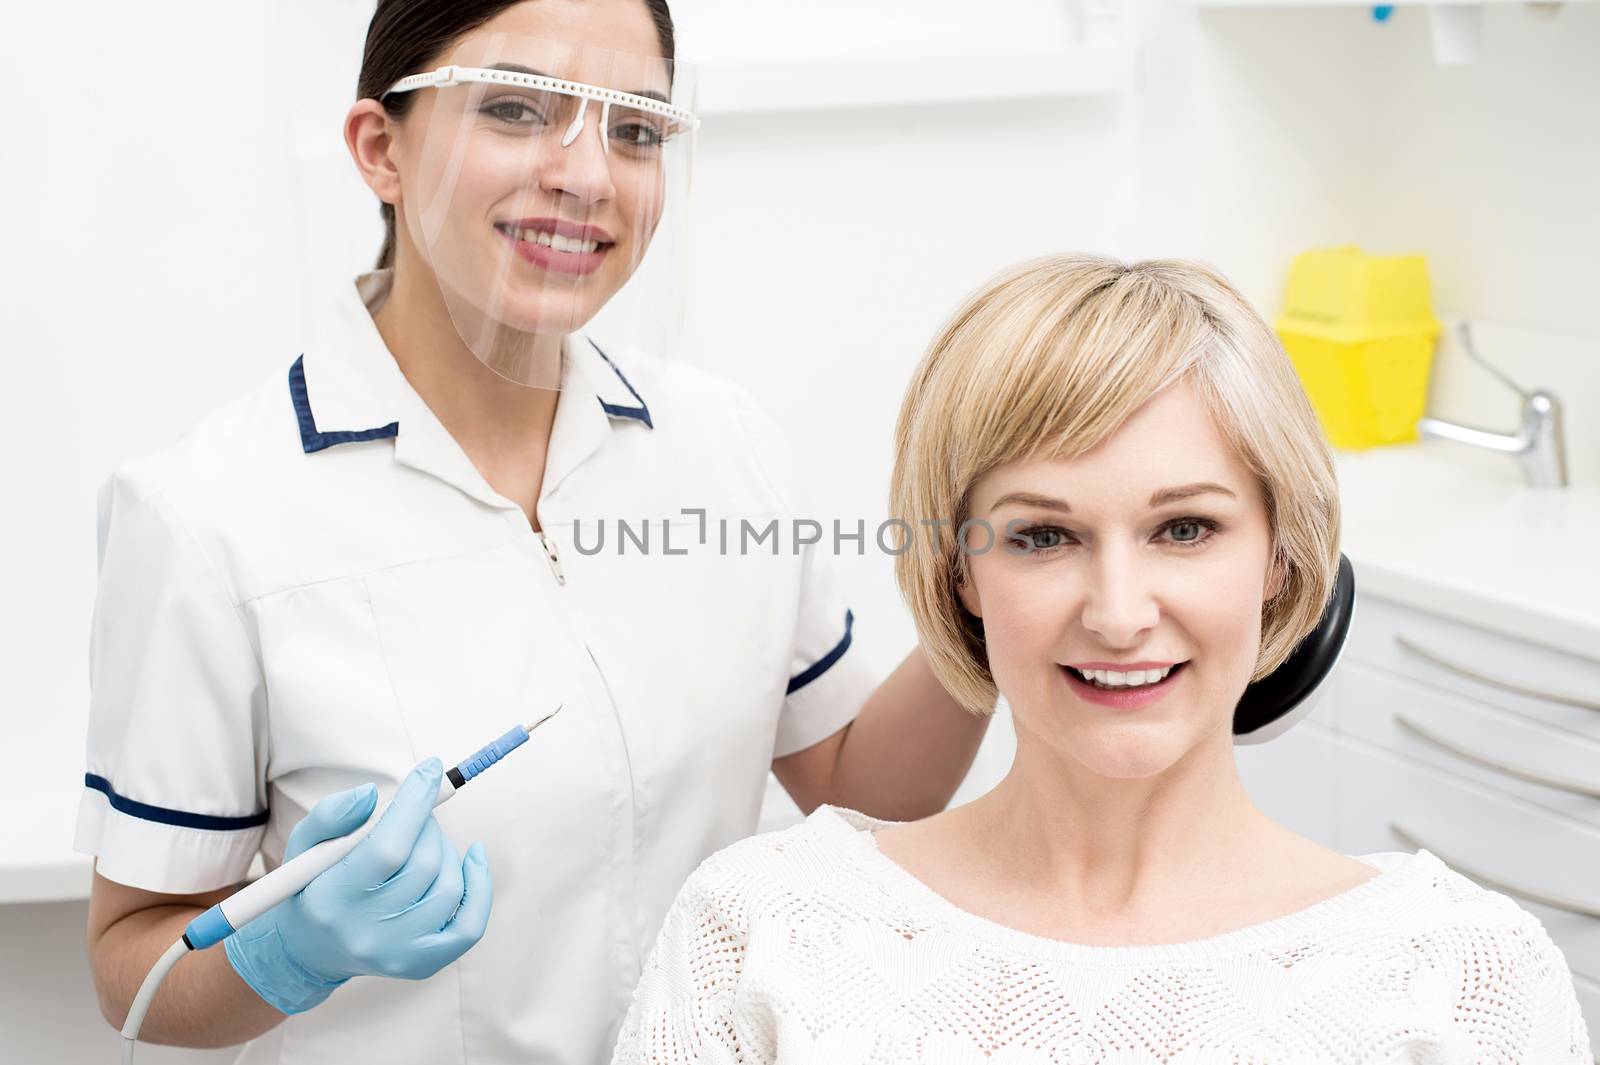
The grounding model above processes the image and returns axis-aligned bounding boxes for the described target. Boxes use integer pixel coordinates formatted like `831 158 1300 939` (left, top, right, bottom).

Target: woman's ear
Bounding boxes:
1264 555 1288 602
345 99 403 208
955 562 982 620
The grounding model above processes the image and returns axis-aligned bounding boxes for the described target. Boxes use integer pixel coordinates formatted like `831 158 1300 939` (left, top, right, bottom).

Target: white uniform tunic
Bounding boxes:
74 271 877 1064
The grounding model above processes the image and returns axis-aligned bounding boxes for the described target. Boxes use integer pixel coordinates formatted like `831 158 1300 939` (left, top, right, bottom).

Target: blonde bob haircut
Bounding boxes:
891 254 1340 716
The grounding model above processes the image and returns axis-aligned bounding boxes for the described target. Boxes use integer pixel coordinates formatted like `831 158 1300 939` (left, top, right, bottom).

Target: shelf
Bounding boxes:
695 46 1138 116
1190 0 1595 64
1193 0 1598 7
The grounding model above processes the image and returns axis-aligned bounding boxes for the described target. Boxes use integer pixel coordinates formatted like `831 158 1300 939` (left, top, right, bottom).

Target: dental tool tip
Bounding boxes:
525 704 564 732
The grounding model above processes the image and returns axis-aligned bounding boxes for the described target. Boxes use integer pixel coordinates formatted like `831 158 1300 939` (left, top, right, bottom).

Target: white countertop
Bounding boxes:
1337 438 1600 663
4 439 1595 905
0 791 91 904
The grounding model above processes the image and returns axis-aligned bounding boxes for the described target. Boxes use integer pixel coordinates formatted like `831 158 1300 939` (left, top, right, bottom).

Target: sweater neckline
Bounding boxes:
809 804 1442 966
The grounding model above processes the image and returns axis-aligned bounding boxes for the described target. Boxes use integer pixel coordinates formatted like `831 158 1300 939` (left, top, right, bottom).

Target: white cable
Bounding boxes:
119 937 190 1064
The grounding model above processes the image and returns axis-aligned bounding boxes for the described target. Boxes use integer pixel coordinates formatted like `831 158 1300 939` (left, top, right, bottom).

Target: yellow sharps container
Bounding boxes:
1274 246 1441 450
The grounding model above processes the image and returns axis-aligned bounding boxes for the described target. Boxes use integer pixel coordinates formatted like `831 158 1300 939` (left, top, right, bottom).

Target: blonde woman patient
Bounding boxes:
610 255 1590 1063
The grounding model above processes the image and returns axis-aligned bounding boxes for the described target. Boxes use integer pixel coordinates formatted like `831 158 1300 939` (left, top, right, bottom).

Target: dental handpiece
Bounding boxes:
118 707 562 1062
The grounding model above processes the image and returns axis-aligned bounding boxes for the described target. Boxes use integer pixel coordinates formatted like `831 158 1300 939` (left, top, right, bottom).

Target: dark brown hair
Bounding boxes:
356 0 677 269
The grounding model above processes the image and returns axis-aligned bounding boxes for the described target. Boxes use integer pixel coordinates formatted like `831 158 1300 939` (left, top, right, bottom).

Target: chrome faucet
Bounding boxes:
1416 322 1569 488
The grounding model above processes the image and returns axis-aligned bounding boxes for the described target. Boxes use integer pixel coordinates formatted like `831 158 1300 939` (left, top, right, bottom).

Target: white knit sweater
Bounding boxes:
611 804 1591 1064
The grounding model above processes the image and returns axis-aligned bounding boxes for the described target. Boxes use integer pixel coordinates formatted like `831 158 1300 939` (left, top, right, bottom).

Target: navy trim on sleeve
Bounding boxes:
786 609 855 695
289 355 400 454
588 339 654 429
84 774 269 832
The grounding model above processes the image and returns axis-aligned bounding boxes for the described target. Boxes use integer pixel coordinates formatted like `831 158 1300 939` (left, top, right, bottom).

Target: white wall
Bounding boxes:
4 1 1596 1060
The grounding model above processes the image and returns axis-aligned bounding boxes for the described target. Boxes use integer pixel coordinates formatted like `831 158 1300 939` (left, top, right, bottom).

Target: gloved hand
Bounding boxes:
224 757 493 1014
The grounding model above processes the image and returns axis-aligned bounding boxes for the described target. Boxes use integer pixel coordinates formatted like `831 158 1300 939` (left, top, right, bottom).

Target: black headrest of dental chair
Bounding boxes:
1234 553 1356 744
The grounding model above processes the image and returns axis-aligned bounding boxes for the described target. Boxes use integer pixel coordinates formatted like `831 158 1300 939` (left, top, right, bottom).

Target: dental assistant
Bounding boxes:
76 1 987 1061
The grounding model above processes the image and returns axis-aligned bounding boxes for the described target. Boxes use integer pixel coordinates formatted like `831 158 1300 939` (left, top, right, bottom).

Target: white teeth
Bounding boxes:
510 228 601 254
1073 665 1176 688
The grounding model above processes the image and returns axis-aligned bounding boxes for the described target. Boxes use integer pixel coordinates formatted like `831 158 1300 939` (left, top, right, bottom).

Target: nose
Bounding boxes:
1078 545 1161 648
538 100 617 205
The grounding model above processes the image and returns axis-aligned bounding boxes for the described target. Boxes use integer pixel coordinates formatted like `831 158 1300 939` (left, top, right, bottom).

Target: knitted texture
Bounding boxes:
612 805 1591 1064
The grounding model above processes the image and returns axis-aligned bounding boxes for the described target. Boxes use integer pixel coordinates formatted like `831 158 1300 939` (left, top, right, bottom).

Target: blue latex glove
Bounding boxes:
224 758 493 1014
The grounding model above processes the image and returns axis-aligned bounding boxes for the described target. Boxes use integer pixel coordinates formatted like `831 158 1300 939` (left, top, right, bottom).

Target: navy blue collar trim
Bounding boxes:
589 339 654 429
290 342 649 452
290 355 399 454
85 774 269 832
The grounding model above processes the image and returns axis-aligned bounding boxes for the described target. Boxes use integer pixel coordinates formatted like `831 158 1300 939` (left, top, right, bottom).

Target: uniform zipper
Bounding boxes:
538 530 566 585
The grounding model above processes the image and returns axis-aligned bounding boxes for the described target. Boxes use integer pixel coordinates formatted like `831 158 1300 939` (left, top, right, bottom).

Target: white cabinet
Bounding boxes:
1338 664 1600 829
1342 596 1600 736
1247 591 1600 1051
1332 740 1600 978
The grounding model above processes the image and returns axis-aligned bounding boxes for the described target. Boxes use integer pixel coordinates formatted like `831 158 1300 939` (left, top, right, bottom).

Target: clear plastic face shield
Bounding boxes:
384 35 698 390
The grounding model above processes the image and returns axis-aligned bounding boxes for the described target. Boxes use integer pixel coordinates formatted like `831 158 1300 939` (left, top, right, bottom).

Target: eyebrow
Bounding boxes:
488 62 670 104
989 482 1238 513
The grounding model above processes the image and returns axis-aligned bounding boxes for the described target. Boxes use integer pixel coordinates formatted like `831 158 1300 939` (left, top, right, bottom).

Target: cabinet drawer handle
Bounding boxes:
1394 635 1600 712
1389 821 1600 919
1393 711 1600 799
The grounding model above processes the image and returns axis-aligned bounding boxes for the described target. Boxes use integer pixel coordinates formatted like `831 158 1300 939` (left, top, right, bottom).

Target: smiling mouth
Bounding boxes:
493 223 614 255
1065 662 1188 691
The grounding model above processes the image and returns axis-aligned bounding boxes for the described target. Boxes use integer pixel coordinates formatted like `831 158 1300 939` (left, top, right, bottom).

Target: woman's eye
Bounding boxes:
1013 526 1070 553
484 101 545 125
1163 518 1218 548
611 122 665 148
